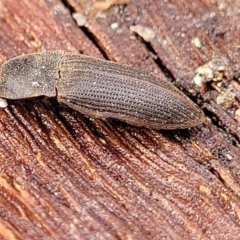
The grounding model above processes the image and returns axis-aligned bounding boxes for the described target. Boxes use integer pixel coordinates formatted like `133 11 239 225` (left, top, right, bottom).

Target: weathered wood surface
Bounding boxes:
0 0 240 239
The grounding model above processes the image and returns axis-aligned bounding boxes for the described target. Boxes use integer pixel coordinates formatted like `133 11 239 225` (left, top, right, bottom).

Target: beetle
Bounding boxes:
0 51 205 129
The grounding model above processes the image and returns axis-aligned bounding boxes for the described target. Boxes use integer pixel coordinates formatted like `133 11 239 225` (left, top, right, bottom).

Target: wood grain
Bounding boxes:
0 0 240 239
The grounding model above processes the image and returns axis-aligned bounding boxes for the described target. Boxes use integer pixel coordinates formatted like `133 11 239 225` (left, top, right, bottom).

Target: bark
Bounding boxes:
0 0 240 239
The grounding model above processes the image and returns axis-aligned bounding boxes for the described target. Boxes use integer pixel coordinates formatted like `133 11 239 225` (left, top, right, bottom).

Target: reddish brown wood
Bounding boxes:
0 0 240 239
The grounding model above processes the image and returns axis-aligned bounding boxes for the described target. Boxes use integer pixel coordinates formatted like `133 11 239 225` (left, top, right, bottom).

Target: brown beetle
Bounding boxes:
0 51 205 129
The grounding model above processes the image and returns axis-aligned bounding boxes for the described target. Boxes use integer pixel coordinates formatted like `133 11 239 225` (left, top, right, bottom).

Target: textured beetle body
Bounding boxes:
0 51 205 129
